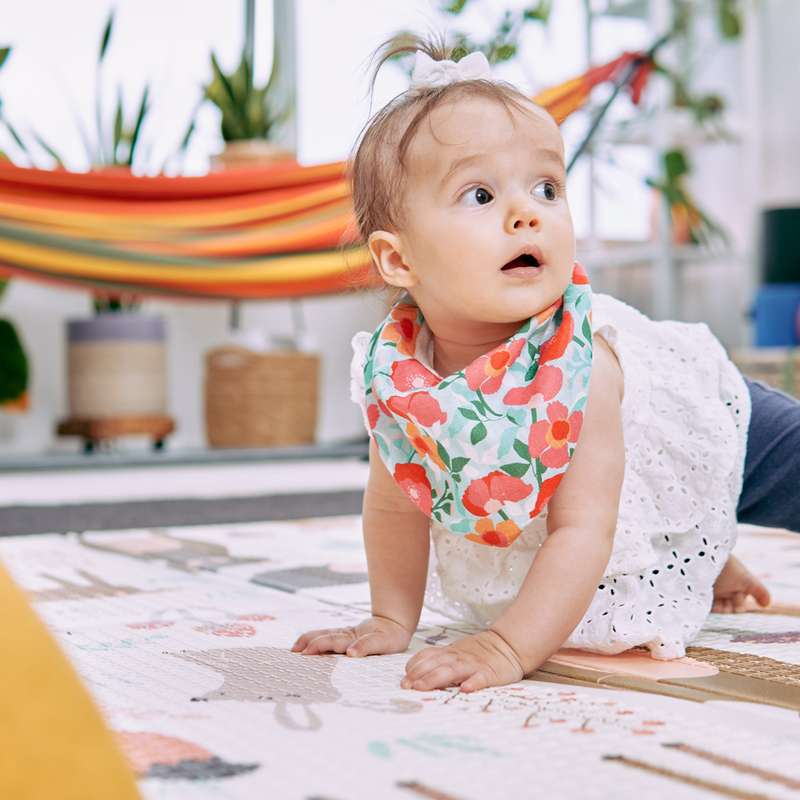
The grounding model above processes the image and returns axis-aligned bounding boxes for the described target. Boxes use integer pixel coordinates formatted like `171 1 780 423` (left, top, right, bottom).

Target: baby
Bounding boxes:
293 40 782 693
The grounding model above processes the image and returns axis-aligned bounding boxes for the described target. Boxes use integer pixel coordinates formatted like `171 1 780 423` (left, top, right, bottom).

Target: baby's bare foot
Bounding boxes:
712 555 771 613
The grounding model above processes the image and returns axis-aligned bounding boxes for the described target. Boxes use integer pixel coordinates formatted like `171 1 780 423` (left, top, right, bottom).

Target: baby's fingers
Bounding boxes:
345 631 402 658
402 649 473 692
292 627 357 655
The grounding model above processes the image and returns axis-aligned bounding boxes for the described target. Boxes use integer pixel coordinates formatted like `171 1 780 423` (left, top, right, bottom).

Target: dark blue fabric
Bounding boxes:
737 377 800 532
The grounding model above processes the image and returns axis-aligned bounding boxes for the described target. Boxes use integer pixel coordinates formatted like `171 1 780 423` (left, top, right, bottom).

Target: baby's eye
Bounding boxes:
532 182 557 201
459 187 493 206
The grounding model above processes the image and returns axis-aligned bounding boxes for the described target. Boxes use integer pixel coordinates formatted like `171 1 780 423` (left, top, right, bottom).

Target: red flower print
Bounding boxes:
572 262 589 284
390 359 440 391
462 471 533 517
381 303 420 356
195 624 256 638
366 403 381 430
539 311 574 366
530 474 564 518
528 401 583 468
387 392 447 427
465 338 525 394
406 423 447 470
503 364 563 407
465 518 522 547
394 462 433 516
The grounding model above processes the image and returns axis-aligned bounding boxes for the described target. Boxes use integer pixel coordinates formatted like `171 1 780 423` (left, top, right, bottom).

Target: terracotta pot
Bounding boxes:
210 139 296 170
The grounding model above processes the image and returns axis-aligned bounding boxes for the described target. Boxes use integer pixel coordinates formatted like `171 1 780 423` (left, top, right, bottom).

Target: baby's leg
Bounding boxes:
712 554 771 613
737 378 800 531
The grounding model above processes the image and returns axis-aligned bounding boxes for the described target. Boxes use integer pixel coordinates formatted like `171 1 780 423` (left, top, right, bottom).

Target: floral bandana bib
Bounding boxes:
364 263 593 547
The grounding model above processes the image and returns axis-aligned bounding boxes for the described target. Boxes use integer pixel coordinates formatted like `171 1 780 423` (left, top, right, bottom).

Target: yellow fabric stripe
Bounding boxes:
0 182 350 232
10 200 354 245
0 237 371 284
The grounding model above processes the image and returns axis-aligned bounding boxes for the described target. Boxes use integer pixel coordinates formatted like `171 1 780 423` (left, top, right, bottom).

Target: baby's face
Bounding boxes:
395 96 575 343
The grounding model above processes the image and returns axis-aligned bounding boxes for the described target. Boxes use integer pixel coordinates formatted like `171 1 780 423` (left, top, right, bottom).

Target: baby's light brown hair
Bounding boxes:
351 36 538 251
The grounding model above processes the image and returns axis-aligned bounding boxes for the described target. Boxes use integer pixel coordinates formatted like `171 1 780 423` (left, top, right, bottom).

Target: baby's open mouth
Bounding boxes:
502 253 540 271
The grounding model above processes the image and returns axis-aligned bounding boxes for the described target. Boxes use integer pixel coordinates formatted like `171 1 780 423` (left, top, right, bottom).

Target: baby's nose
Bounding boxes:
508 203 540 231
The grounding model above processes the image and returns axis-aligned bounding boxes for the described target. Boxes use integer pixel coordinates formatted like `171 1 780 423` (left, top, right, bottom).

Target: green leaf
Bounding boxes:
444 0 470 13
513 438 531 462
178 120 195 152
459 406 480 421
524 364 537 382
112 92 123 164
32 134 64 167
524 1 552 23
0 47 10 71
451 456 470 473
719 0 741 38
495 43 517 62
126 86 150 166
582 315 592 342
99 12 114 61
664 149 689 182
436 442 451 470
470 422 487 445
501 462 530 478
4 121 27 153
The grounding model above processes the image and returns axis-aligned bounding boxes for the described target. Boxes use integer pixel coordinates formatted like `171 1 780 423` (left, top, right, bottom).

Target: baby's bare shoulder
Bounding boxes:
592 333 624 404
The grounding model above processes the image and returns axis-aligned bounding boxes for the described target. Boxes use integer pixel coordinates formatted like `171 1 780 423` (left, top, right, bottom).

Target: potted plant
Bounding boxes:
0 279 29 414
204 45 294 167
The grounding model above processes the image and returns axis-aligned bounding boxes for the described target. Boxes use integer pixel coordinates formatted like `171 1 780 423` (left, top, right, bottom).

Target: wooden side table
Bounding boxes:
57 416 175 453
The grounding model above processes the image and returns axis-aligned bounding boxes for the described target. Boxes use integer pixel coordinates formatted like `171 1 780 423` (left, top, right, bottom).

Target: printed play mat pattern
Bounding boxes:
2 520 800 800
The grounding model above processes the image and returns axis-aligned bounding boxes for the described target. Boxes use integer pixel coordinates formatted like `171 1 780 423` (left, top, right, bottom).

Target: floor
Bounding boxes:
2 460 800 800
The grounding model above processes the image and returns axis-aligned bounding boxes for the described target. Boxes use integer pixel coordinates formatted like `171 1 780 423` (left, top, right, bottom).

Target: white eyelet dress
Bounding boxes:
351 293 751 660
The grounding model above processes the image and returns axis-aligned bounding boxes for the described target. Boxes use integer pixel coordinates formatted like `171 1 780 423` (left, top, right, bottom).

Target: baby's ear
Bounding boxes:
368 231 418 288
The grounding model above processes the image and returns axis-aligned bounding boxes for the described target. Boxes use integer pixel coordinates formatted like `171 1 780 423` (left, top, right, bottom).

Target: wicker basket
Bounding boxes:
729 347 800 397
204 345 319 448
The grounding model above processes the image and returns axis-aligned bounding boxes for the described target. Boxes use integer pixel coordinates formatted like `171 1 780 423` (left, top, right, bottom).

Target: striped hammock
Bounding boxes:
0 51 653 301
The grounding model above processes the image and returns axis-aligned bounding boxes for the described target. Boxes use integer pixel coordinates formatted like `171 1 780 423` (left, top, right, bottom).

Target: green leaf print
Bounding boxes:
459 407 480 421
470 422 487 445
451 456 470 472
513 438 531 462
501 462 530 478
582 314 592 343
436 442 451 469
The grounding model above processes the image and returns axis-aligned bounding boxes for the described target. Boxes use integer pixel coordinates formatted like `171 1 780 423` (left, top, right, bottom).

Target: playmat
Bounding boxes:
3 519 800 800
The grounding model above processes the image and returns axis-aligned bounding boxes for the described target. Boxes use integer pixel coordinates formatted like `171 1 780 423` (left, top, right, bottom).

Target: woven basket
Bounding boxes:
729 347 800 397
205 345 319 448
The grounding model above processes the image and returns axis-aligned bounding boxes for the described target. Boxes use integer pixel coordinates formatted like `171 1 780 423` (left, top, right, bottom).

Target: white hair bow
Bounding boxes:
408 50 492 93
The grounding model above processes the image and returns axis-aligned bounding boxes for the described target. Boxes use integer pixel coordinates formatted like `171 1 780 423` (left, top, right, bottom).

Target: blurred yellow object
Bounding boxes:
0 560 141 799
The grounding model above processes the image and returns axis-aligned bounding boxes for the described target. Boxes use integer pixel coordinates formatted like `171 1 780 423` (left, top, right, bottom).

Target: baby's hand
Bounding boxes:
402 630 524 693
712 554 771 613
291 616 412 658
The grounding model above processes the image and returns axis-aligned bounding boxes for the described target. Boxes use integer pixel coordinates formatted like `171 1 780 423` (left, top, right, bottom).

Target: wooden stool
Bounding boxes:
57 415 175 453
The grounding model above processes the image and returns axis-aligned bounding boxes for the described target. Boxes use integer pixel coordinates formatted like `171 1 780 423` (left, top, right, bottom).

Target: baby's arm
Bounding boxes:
403 336 625 692
292 440 430 657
